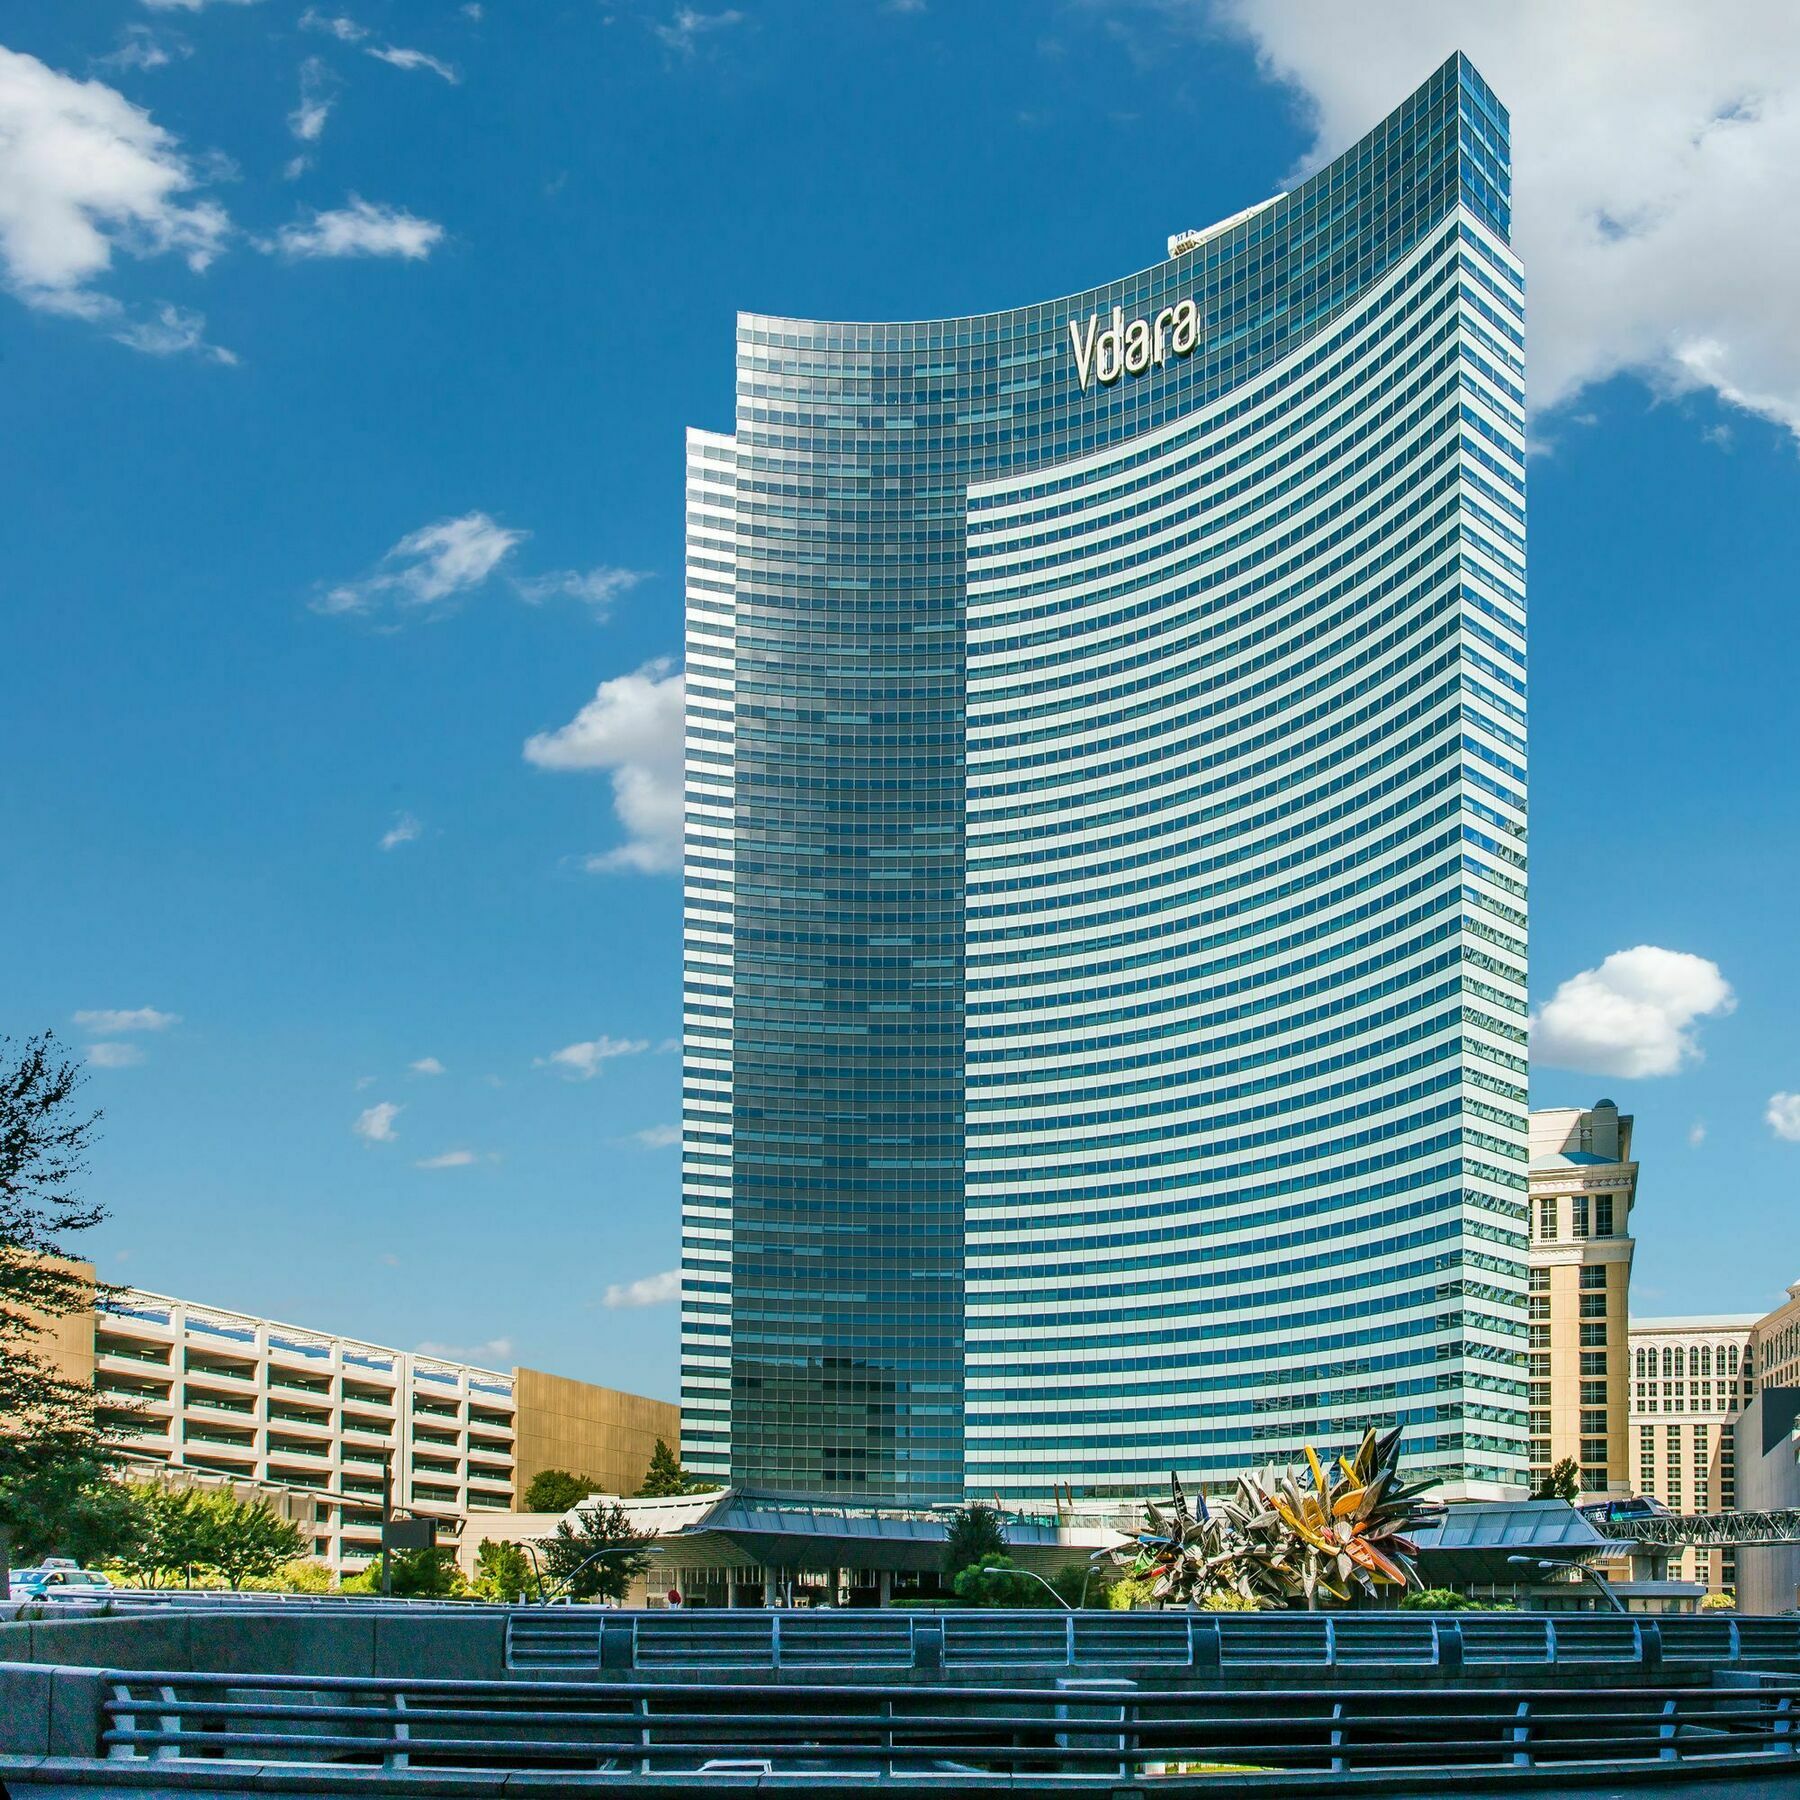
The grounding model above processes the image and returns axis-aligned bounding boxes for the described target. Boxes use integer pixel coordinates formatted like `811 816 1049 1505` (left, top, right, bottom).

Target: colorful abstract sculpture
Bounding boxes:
1116 1425 1439 1609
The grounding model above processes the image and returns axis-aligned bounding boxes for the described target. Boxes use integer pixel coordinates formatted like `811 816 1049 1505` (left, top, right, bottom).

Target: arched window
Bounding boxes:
1635 1348 1647 1378
1701 1345 1713 1377
1662 1346 1674 1379
1676 1345 1688 1379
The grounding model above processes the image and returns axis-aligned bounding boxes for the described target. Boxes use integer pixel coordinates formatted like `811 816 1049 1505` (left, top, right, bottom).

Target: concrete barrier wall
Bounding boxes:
0 1608 509 1684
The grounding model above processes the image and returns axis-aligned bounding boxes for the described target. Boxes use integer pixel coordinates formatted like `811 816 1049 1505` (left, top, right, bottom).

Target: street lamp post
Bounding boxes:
974 1548 1116 1612
521 1541 662 1606
1506 1553 1627 1615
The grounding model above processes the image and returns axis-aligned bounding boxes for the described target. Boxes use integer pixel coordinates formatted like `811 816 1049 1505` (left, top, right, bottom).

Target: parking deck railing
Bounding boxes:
64 1667 1800 1783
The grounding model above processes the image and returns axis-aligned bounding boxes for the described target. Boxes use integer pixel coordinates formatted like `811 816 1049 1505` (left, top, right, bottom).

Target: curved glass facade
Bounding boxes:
683 53 1527 1504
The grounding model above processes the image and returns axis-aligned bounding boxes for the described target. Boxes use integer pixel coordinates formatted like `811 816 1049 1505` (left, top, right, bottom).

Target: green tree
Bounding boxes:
269 1558 333 1594
638 1437 710 1497
0 1035 133 1566
192 1493 305 1589
941 1502 1008 1578
1105 1574 1157 1612
341 1547 465 1598
1048 1559 1113 1609
1534 1457 1581 1502
109 1484 212 1587
522 1469 603 1513
952 1555 1040 1608
538 1501 653 1602
472 1538 535 1602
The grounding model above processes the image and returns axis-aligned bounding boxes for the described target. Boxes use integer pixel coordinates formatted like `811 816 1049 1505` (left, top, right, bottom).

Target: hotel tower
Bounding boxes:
681 55 1528 1506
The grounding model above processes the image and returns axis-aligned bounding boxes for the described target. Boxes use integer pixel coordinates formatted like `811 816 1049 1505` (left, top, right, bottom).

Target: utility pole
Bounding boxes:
381 1453 393 1599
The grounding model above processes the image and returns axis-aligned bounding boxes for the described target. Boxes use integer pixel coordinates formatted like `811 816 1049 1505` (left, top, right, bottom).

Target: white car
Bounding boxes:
8 1567 114 1601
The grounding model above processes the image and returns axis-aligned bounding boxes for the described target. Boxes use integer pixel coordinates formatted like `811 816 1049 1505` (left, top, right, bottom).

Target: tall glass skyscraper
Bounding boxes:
682 54 1528 1505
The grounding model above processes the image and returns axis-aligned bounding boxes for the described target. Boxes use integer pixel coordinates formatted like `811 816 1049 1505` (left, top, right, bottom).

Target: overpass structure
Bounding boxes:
1597 1508 1800 1549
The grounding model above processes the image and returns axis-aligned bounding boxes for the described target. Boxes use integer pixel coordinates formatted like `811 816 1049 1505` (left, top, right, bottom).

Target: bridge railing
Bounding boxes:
67 1667 1800 1782
499 1609 1800 1675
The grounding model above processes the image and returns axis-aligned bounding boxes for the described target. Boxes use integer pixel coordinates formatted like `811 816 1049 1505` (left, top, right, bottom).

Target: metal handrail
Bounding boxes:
73 1668 1800 1781
504 1607 1800 1674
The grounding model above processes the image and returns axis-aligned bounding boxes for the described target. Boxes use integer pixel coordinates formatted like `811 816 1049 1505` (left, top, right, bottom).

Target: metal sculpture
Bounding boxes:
1117 1426 1438 1610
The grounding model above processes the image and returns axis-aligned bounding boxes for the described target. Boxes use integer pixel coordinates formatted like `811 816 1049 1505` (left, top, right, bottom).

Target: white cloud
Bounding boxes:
87 1042 145 1069
115 301 235 362
651 8 744 54
97 28 187 72
141 0 261 10
603 1268 680 1309
379 811 423 850
1688 1120 1707 1148
73 1006 179 1033
289 57 335 143
263 195 443 261
523 659 685 873
1530 946 1734 1077
1768 1094 1800 1143
1208 0 1800 442
415 1334 512 1362
415 1148 476 1168
300 9 367 41
538 1036 649 1079
631 1123 680 1149
410 1056 447 1076
354 1100 401 1142
0 45 230 345
512 565 648 618
366 46 460 84
317 511 523 618
462 3 483 18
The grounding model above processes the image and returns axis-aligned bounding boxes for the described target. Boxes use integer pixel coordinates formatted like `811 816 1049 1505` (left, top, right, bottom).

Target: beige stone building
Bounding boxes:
1527 1100 1637 1498
1629 1314 1758 1590
30 1268 677 1576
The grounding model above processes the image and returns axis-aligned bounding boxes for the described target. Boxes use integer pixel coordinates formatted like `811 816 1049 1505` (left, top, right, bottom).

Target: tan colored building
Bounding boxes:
30 1273 677 1576
1629 1314 1758 1591
1527 1100 1637 1498
512 1366 676 1502
1753 1280 1800 1389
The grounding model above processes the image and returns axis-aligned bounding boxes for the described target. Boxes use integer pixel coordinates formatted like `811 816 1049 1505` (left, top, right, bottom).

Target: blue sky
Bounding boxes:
3 1 1797 1401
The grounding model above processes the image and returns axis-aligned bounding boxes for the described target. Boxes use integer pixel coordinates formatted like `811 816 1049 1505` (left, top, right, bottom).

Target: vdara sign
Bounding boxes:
1067 297 1201 392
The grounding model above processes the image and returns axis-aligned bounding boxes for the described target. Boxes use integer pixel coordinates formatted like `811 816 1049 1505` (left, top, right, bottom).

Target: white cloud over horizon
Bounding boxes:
512 565 648 619
1530 946 1734 1077
630 1123 680 1149
603 1268 680 1308
317 511 522 618
1768 1094 1800 1142
98 27 187 72
1206 0 1800 442
651 9 744 55
415 1148 477 1168
263 196 443 263
299 10 367 41
537 1036 649 1079
410 1056 447 1076
354 1100 401 1142
415 1334 512 1362
523 659 684 873
288 57 335 147
0 45 231 355
380 811 424 850
87 1042 145 1068
367 45 459 84
73 1006 180 1033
